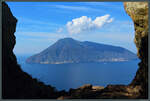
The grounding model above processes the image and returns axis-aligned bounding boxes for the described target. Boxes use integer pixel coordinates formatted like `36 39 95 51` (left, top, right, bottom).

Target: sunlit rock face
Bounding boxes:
124 2 148 98
124 2 148 59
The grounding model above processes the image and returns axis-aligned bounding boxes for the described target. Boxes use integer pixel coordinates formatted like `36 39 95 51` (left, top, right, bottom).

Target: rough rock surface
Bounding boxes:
2 2 67 99
2 2 148 99
124 2 148 98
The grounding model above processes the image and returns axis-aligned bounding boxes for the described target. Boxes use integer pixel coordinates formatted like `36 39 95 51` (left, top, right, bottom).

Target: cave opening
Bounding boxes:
7 2 140 91
3 1 148 99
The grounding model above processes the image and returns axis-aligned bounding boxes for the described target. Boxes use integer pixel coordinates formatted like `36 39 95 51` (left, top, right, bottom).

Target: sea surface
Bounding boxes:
16 55 140 91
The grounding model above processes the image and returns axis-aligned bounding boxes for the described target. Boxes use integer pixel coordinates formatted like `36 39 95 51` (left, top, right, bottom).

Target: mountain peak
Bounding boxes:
26 38 137 64
56 37 79 44
59 37 75 41
62 37 74 40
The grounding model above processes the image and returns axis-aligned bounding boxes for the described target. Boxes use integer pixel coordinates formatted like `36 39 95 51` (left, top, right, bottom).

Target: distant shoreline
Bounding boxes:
26 58 139 65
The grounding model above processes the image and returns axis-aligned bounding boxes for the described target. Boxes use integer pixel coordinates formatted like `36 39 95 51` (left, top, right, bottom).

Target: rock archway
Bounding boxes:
2 2 148 99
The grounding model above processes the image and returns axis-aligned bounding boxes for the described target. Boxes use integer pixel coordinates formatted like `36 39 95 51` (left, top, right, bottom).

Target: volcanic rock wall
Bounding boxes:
2 2 65 99
124 2 148 98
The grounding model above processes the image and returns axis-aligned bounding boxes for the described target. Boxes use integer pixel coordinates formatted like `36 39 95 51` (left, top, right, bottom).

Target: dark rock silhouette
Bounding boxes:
2 2 67 99
26 38 137 64
2 2 148 99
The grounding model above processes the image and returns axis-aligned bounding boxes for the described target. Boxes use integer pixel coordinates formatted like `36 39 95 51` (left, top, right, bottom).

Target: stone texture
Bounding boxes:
2 2 67 99
124 2 148 98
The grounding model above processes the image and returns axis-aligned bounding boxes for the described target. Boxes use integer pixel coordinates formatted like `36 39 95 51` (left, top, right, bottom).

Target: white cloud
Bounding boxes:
52 5 104 13
66 14 114 34
107 18 114 23
16 32 67 39
57 28 63 33
53 5 89 10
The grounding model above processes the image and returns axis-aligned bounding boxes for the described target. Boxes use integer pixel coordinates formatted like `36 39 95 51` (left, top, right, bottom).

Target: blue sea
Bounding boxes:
16 55 140 91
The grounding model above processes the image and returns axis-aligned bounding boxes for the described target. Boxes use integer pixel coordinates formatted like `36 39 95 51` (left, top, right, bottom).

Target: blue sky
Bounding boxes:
7 2 137 55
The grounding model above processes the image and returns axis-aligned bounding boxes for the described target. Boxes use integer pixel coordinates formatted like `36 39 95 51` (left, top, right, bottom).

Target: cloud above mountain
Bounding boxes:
66 14 114 34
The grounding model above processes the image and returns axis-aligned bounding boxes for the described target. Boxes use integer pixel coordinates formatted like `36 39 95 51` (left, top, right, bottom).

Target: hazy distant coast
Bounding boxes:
26 38 137 64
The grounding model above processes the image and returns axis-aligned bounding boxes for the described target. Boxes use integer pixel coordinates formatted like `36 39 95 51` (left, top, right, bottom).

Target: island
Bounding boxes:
26 38 138 64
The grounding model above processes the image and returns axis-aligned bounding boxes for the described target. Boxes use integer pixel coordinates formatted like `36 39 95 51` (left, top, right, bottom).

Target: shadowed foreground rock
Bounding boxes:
2 2 67 99
2 2 148 99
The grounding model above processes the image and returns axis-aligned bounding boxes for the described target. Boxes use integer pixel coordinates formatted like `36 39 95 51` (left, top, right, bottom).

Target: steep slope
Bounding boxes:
26 38 137 64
